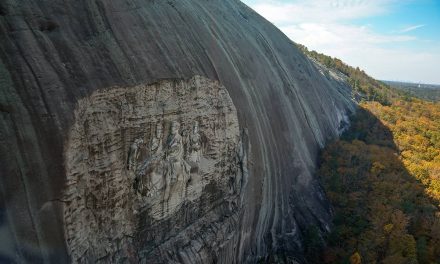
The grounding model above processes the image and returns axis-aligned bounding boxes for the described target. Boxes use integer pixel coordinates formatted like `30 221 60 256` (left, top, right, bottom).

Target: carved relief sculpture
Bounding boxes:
127 138 143 171
164 121 190 202
150 122 163 157
135 122 165 197
189 121 202 164
64 76 245 263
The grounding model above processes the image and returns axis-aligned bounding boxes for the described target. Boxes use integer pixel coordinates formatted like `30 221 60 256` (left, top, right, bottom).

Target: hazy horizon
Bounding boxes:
241 0 440 85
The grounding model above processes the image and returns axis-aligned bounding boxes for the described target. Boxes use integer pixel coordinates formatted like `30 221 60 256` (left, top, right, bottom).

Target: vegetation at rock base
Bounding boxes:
298 45 440 263
319 101 440 263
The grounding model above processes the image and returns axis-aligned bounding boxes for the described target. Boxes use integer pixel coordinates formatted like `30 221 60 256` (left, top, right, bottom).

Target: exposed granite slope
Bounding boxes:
0 0 355 263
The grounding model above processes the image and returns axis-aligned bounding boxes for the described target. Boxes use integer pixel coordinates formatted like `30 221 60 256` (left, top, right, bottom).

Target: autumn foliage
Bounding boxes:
319 100 440 263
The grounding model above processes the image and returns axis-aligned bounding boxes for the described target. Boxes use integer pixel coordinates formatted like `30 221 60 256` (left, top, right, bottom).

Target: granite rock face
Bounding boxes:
0 0 355 263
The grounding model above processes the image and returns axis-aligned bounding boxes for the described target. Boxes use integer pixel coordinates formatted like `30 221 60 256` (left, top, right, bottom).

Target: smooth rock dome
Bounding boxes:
0 0 355 262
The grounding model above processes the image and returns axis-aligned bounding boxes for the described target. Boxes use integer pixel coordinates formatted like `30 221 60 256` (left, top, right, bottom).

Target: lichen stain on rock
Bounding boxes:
63 76 246 263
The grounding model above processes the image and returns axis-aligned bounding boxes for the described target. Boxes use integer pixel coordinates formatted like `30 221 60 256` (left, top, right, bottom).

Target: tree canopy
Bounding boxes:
297 44 440 263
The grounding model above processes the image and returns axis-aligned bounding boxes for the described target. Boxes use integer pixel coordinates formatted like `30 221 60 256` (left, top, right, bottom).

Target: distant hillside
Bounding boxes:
296 44 401 105
383 81 440 102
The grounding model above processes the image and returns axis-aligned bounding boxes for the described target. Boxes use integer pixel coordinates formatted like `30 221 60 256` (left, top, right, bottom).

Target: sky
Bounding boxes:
241 0 440 84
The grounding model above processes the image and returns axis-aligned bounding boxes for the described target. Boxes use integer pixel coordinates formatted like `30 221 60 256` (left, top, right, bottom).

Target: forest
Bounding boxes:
383 81 440 102
298 45 440 263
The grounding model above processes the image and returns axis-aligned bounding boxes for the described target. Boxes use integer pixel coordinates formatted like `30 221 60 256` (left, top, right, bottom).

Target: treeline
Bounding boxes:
296 44 399 105
296 44 440 263
384 81 440 102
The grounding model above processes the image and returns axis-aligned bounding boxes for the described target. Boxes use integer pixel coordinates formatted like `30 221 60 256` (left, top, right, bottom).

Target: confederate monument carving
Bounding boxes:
64 76 247 263
189 121 202 164
127 138 143 171
150 122 163 157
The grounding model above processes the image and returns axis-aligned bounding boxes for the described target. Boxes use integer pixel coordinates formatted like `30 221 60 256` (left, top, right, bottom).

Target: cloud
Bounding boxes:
281 23 415 48
342 45 440 84
242 0 440 84
246 0 415 50
251 0 397 24
280 22 439 83
399 24 425 33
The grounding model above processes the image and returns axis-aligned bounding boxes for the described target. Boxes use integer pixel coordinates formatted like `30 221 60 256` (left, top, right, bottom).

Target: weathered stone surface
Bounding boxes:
0 0 355 263
64 76 246 263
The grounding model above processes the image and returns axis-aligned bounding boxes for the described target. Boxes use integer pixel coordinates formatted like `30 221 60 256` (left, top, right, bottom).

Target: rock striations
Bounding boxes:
0 0 355 263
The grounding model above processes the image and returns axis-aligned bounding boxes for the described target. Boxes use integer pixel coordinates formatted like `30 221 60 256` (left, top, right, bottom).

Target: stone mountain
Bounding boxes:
0 0 355 263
